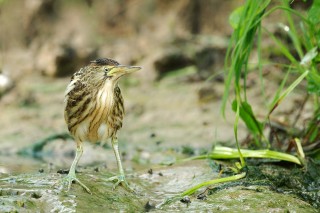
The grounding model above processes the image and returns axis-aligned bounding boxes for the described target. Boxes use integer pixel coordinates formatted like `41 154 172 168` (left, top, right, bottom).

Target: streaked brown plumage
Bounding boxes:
62 58 141 193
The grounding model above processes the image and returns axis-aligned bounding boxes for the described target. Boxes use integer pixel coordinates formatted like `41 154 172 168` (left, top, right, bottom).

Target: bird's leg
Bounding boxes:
106 136 133 191
62 142 92 194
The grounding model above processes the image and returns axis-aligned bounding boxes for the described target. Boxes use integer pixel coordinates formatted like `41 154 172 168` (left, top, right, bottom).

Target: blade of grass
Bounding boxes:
266 28 299 66
181 146 301 165
234 95 246 167
232 100 264 139
294 138 305 160
158 172 246 207
268 69 309 115
268 67 291 114
222 0 271 117
257 25 267 105
180 172 247 197
282 0 304 59
223 0 271 162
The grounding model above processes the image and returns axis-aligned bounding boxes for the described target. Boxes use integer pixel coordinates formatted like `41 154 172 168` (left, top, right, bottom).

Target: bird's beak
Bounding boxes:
108 65 141 77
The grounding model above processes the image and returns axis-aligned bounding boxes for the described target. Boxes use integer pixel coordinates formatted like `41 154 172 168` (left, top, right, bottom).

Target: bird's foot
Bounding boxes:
56 173 92 194
106 174 134 192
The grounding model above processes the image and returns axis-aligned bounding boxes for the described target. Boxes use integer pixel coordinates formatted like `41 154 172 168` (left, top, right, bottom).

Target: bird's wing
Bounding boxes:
64 68 84 103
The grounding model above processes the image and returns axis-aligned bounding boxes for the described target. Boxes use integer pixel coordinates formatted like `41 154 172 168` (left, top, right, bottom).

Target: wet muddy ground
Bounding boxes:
0 156 319 212
0 72 319 212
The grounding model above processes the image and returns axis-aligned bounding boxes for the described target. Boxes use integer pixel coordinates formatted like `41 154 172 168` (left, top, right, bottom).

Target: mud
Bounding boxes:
0 157 318 212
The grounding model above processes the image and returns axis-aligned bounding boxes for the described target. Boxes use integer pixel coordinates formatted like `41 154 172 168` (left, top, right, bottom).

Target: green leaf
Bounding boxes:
182 146 302 165
159 172 247 207
232 100 263 136
229 6 244 29
269 70 310 114
308 1 320 25
306 66 320 95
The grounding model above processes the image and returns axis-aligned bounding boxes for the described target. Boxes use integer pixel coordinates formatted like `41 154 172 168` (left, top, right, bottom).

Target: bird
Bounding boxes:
62 58 141 193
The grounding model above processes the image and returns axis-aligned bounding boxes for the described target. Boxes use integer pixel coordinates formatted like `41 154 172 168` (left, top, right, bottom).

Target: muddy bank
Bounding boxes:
0 156 319 212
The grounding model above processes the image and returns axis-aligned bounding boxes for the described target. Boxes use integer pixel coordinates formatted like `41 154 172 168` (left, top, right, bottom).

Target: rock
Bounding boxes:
24 0 57 46
145 35 228 81
153 48 194 79
198 84 221 104
144 200 156 212
0 71 14 98
36 42 97 77
178 0 240 35
36 42 76 77
195 46 226 80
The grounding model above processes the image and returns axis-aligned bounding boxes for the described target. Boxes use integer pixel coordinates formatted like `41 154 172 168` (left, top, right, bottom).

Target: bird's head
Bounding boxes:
88 58 141 84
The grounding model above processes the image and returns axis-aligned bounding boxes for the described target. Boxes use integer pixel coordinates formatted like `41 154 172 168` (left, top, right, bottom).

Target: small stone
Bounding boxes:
31 192 42 199
182 145 195 156
197 193 207 200
57 169 69 174
38 168 44 173
154 48 194 79
195 46 226 80
150 133 156 138
147 168 153 175
144 200 155 212
198 85 220 103
180 196 191 204
0 72 14 98
202 121 209 126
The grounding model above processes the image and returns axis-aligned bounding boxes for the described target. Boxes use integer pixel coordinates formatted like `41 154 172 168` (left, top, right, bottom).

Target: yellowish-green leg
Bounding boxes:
106 136 133 191
63 142 92 194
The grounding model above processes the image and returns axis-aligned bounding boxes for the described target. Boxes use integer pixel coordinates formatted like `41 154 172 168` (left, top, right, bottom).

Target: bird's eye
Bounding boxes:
104 68 109 72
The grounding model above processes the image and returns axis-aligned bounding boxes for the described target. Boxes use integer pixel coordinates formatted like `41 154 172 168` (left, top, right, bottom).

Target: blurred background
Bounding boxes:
0 0 315 172
0 0 245 171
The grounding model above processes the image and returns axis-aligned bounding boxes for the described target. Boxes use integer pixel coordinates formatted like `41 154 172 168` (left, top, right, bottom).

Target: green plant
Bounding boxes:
158 0 320 205
223 0 319 156
160 1 319 205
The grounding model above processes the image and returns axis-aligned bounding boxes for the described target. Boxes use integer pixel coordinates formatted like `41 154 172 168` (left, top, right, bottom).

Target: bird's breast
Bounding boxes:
66 81 124 143
86 82 115 141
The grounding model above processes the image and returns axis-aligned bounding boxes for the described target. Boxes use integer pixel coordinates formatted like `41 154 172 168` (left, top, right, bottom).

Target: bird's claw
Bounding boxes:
106 175 134 192
55 174 92 194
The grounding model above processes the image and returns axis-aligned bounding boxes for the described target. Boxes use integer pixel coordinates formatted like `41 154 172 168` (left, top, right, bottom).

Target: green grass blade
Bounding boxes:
222 0 271 117
281 0 303 59
269 69 309 115
158 172 246 207
268 67 291 114
181 172 247 197
267 29 299 65
257 25 266 104
182 146 301 165
232 100 264 137
234 95 246 167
